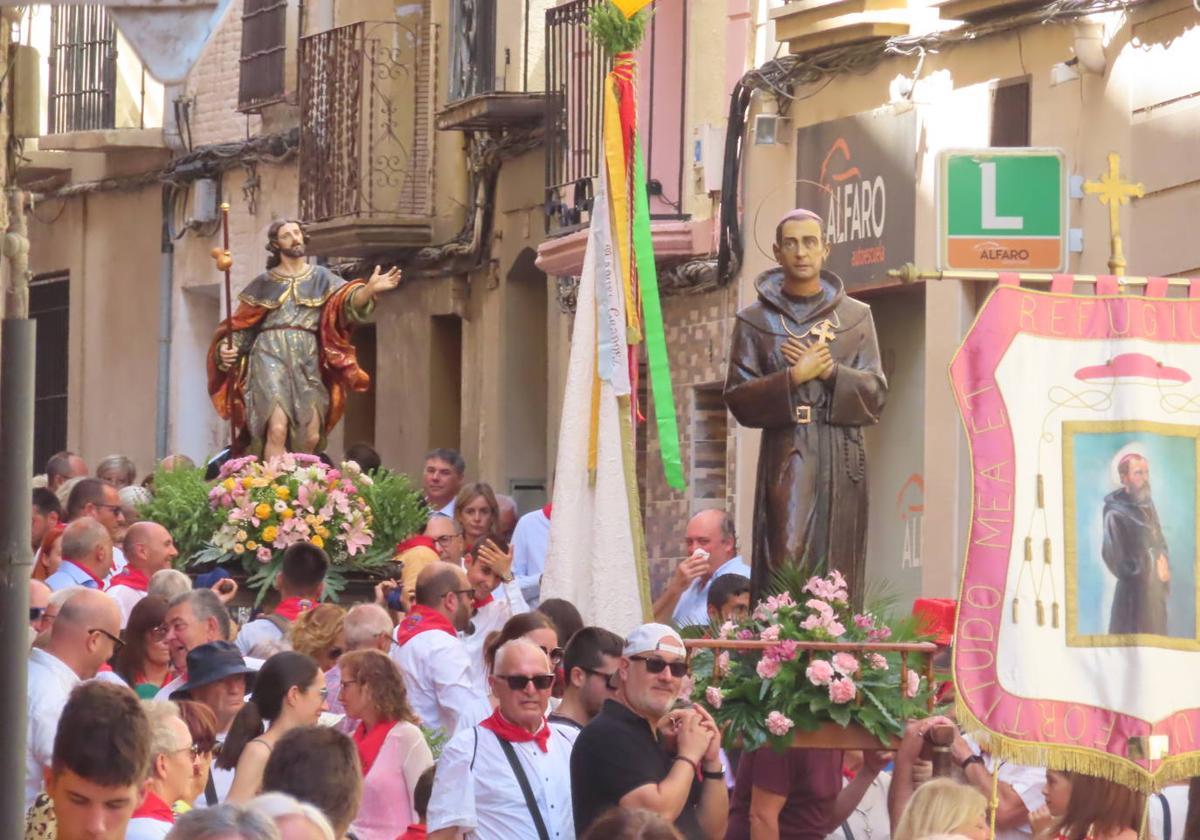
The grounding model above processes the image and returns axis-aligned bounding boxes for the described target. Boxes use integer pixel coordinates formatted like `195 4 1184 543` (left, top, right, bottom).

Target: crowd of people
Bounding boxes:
22 447 1184 840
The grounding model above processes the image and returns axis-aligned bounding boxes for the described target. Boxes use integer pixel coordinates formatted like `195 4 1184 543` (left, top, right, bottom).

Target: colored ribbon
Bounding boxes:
631 140 685 490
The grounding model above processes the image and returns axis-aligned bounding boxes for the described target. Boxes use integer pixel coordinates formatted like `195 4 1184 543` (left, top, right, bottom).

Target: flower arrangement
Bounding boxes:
188 453 426 602
688 569 936 752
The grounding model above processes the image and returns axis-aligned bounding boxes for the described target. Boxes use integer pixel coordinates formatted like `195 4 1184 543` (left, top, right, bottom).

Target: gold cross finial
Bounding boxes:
1083 152 1144 276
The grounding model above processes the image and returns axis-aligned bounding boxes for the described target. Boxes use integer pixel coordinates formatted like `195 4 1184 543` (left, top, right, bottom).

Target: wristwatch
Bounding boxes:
960 754 986 771
701 766 726 781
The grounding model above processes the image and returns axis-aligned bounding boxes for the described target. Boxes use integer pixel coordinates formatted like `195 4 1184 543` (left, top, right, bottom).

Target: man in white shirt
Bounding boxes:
126 701 195 839
235 541 327 655
423 448 466 517
391 561 491 737
460 537 530 692
26 588 123 808
428 639 574 840
511 505 551 607
651 509 751 627
425 513 467 567
107 522 179 627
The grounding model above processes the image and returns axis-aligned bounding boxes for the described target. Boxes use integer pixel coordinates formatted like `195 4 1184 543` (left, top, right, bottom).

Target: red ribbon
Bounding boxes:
480 709 550 753
394 605 458 646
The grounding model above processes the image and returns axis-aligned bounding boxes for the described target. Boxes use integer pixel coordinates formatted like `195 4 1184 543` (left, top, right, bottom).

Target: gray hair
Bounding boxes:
426 512 463 535
169 589 232 641
344 604 394 651
494 637 550 674
166 803 280 840
250 792 335 840
424 447 465 474
61 517 110 561
142 700 185 760
96 454 137 485
149 569 193 602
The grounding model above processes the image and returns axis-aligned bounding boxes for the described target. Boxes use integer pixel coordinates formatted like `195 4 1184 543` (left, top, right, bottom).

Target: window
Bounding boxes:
238 0 288 112
30 273 70 471
48 6 117 134
690 384 728 504
990 79 1030 147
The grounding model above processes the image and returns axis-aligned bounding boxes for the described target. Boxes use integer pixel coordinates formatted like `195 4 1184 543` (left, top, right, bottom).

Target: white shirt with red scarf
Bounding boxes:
124 791 174 839
461 579 530 694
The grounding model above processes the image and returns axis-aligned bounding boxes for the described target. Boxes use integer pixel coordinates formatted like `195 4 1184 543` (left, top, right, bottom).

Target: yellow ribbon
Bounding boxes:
603 75 642 343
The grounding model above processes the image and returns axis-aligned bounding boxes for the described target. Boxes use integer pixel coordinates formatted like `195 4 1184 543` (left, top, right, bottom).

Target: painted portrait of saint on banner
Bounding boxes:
1063 421 1199 649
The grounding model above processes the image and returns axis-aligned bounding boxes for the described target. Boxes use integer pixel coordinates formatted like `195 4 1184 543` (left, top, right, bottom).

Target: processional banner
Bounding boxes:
952 274 1200 790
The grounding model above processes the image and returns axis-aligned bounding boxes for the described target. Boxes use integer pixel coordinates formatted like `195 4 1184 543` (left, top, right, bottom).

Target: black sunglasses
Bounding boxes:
327 647 344 660
29 607 45 622
89 627 125 650
495 673 556 691
630 655 688 678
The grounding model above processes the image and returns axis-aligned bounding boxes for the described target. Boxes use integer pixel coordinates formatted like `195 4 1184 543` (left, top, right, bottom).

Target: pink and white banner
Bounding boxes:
951 274 1200 789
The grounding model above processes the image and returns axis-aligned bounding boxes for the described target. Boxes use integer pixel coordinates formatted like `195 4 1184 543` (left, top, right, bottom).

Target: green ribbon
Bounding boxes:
631 140 685 490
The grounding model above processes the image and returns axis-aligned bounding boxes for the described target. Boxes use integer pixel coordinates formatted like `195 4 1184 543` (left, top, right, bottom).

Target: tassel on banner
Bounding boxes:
1036 474 1045 509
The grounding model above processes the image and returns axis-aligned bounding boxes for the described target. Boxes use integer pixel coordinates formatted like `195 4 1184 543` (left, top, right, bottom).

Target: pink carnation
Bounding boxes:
766 711 794 736
805 598 835 618
718 621 736 640
736 629 755 641
867 653 888 670
826 620 846 638
832 652 860 676
868 626 893 642
760 625 781 642
716 652 731 673
829 677 857 704
706 686 723 709
853 613 875 629
904 669 921 698
256 547 273 563
805 659 834 686
800 613 823 631
756 656 781 679
770 640 800 662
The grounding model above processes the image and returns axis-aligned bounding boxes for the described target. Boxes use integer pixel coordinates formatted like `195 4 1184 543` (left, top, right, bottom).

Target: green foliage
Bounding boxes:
357 469 428 567
586 1 651 54
136 467 224 568
422 724 449 762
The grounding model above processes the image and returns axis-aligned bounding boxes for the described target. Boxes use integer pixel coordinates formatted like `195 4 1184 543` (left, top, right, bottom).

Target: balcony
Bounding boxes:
298 19 435 257
436 0 547 133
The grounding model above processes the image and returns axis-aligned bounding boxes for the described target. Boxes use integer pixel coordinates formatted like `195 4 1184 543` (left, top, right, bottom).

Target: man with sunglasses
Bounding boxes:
64 477 129 579
428 638 574 840
572 623 728 840
126 700 197 839
548 625 624 744
26 588 124 808
391 561 491 737
45 517 115 592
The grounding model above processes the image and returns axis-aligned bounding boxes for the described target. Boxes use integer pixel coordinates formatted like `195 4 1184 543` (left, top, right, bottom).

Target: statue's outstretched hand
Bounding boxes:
366 265 403 297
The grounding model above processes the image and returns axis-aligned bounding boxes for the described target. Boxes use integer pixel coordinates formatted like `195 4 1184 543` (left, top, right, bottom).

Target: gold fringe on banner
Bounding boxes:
955 697 1200 793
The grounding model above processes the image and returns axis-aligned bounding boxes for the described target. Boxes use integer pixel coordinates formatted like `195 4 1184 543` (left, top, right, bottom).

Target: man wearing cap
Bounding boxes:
724 208 886 604
460 537 530 691
171 640 259 805
427 638 574 840
391 561 492 737
571 623 727 839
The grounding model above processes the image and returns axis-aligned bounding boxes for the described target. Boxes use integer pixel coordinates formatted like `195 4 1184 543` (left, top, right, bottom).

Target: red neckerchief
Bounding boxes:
473 593 494 610
131 791 175 824
396 535 438 555
63 559 105 588
274 597 314 622
394 605 458 645
352 719 398 776
542 503 552 519
400 826 428 840
107 567 150 592
480 709 550 753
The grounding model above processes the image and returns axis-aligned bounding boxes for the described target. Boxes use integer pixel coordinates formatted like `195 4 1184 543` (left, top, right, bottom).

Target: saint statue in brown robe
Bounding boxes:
724 209 887 602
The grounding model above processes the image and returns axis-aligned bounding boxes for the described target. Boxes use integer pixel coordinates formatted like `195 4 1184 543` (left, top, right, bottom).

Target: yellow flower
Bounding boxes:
236 530 248 542
222 478 236 491
317 526 330 539
262 526 278 543
234 543 245 554
310 535 325 549
242 477 255 488
246 541 258 550
305 515 319 526
255 503 272 519
280 508 295 521
275 485 291 500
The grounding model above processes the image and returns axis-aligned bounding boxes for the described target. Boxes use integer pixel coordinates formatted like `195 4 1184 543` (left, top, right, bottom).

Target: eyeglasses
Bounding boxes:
169 743 202 759
148 624 169 641
449 588 475 599
340 679 358 688
630 656 688 678
96 504 126 516
29 607 45 622
581 666 616 682
433 534 462 546
495 674 556 692
317 687 329 700
89 627 125 650
540 646 565 665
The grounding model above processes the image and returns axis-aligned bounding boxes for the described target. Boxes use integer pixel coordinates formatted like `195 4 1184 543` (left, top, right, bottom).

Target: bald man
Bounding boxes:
45 518 114 592
390 561 490 736
108 522 180 627
652 509 751 627
26 589 123 807
29 579 52 637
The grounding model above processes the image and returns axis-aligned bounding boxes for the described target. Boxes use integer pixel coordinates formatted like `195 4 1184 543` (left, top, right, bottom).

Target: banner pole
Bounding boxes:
888 263 1193 287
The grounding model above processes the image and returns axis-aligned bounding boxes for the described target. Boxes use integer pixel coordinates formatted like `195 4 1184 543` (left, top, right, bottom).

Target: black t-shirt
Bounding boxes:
570 699 704 839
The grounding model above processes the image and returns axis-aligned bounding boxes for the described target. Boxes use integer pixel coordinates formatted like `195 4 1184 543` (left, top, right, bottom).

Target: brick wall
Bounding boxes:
183 0 263 147
641 282 740 599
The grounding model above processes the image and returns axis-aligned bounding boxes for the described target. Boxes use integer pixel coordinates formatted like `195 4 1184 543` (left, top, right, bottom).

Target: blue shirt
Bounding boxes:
44 560 102 592
671 555 751 627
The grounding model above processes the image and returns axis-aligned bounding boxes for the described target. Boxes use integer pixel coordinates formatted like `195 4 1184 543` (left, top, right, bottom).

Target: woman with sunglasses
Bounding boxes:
338 649 434 840
219 651 327 804
289 603 348 718
112 596 174 699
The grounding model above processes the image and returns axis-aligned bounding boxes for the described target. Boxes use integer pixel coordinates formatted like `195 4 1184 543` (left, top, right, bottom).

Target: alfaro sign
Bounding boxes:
796 110 916 292
938 149 1067 272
